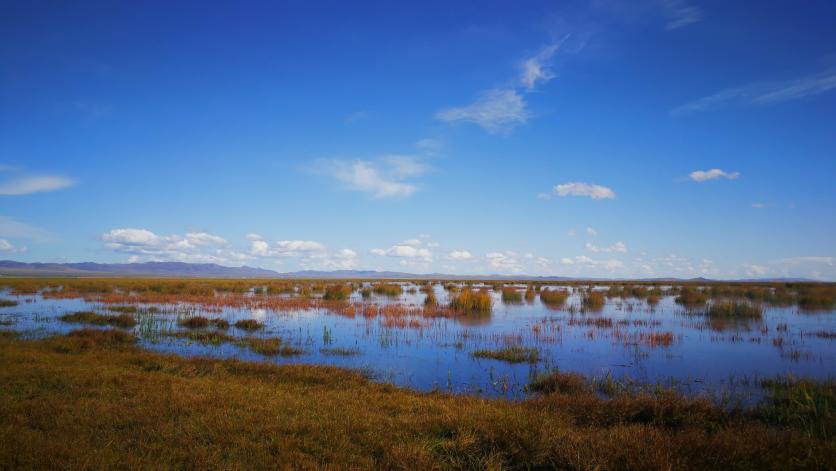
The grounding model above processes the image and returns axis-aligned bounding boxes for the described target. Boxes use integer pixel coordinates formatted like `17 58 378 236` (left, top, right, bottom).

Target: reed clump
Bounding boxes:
372 283 403 297
501 287 523 303
323 284 352 301
708 301 764 319
449 289 492 314
581 291 605 311
539 289 569 308
675 286 708 307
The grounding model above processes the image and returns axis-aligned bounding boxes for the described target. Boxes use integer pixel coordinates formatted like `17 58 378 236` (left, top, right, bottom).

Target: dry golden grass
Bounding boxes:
0 332 833 469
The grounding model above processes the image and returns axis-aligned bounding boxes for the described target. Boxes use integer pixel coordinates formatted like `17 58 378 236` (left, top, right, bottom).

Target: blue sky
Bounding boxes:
1 0 835 279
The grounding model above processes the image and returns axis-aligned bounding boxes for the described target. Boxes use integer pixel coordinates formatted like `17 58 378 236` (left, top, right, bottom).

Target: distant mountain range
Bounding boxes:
0 260 821 282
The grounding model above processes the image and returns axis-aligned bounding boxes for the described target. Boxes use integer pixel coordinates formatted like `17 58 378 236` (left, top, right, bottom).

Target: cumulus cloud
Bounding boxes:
370 244 432 261
586 227 598 237
0 175 75 195
447 250 474 261
486 251 522 273
688 168 740 182
552 182 616 200
559 255 624 271
246 235 326 257
101 228 244 264
0 238 26 253
585 241 628 253
436 89 529 134
321 156 427 198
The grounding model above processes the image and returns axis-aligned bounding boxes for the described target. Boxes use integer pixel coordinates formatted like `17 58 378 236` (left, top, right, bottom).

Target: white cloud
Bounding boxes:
553 182 616 199
673 68 836 115
436 89 529 134
0 175 75 195
322 157 427 198
585 241 627 253
370 243 432 261
319 249 358 270
751 203 767 209
560 255 624 271
486 251 522 273
586 227 598 236
447 250 473 261
248 238 327 257
101 228 242 264
520 39 567 89
659 0 702 30
0 239 26 253
688 168 740 182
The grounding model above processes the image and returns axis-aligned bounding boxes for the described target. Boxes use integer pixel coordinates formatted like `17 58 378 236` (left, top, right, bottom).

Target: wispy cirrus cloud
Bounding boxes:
688 168 739 182
318 155 428 199
437 38 570 134
0 175 75 196
436 89 529 134
519 37 568 90
673 67 836 115
550 182 616 200
659 0 702 30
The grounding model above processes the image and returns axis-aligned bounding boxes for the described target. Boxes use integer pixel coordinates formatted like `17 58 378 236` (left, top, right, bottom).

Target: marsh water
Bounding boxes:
1 284 834 400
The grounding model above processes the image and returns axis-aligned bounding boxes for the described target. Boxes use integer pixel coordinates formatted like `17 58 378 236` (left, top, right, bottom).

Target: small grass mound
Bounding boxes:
106 305 138 313
234 319 264 331
59 311 136 328
248 337 303 357
529 370 589 395
0 298 19 307
472 346 538 364
179 316 230 329
319 347 361 356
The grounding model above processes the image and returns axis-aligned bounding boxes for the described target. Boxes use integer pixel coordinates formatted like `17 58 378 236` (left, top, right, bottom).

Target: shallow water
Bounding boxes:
1 285 834 400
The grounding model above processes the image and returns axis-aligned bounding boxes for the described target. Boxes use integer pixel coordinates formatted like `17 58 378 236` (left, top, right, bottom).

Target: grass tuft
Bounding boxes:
472 346 538 363
59 311 136 328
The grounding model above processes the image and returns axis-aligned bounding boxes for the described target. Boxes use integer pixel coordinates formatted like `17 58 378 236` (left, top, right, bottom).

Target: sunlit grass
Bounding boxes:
0 332 833 468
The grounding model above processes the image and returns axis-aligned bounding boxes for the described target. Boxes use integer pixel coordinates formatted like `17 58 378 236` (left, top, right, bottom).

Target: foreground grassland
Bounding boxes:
0 330 833 470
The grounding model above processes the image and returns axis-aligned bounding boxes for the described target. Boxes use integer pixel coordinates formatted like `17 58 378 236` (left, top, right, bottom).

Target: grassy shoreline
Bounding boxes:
0 330 833 469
